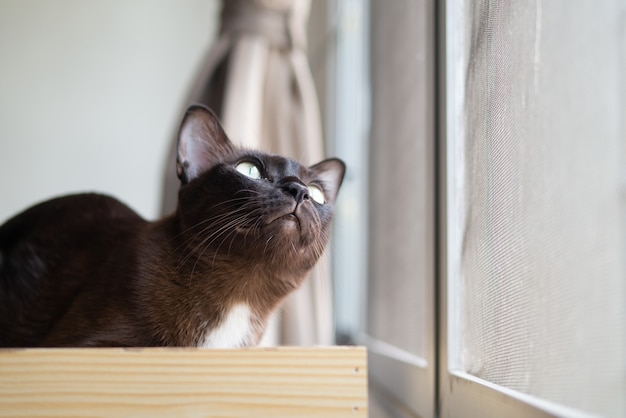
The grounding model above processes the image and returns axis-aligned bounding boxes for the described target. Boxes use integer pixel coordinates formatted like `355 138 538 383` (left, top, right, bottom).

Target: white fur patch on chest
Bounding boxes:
198 304 254 349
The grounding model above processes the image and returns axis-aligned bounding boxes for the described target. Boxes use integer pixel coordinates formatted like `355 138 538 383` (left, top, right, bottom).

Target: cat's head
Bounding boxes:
174 105 345 277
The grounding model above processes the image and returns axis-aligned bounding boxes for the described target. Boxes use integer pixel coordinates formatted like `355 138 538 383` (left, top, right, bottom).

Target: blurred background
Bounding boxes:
0 1 218 222
1 1 624 417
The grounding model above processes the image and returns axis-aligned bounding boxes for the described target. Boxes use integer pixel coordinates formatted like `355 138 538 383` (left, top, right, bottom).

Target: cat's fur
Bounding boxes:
0 105 345 347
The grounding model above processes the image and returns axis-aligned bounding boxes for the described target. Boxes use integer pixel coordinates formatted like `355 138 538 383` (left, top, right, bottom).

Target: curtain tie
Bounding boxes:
220 0 308 51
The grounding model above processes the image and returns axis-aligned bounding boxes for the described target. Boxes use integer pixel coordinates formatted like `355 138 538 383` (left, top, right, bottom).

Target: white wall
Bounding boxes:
0 0 219 223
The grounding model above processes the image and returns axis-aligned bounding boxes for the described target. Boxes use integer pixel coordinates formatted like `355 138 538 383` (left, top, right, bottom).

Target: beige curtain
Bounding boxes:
162 0 333 346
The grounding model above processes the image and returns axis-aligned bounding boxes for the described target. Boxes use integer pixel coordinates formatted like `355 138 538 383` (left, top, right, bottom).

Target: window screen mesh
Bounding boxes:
458 1 625 416
367 0 434 357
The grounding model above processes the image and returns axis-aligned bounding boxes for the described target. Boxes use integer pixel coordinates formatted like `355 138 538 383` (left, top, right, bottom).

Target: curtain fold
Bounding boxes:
162 0 333 346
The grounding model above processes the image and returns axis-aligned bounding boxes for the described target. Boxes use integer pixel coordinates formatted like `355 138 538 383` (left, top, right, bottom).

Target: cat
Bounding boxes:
0 105 345 347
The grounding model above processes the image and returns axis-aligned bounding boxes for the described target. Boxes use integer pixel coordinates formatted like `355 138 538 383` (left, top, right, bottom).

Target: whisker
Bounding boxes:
166 196 263 244
173 207 260 275
173 202 261 259
263 235 274 256
186 208 265 278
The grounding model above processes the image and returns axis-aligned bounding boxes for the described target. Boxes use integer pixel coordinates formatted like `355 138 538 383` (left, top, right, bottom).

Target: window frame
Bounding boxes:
361 333 436 417
333 1 623 417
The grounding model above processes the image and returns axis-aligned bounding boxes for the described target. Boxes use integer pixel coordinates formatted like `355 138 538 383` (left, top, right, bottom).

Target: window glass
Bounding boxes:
367 1 435 357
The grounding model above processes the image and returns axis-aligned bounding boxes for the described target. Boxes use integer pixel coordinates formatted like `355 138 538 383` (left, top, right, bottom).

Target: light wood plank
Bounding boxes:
0 346 367 418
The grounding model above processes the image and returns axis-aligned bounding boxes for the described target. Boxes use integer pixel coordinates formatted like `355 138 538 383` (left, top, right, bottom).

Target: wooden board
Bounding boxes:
0 346 367 417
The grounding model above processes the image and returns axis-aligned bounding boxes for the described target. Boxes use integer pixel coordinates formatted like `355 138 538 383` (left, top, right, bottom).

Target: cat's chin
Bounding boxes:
232 211 299 230
271 213 301 228
263 214 301 237
233 214 301 240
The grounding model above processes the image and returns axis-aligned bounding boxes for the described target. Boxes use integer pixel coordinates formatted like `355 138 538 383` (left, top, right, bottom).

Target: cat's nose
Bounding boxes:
282 181 310 204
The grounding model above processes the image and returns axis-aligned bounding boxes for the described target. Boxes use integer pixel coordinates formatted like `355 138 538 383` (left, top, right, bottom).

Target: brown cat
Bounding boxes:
0 105 345 347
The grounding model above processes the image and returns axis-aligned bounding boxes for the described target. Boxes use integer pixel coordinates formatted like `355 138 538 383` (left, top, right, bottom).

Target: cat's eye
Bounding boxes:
308 185 326 205
236 162 263 180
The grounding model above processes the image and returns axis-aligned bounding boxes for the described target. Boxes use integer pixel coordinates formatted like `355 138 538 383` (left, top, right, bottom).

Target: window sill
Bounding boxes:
0 346 367 417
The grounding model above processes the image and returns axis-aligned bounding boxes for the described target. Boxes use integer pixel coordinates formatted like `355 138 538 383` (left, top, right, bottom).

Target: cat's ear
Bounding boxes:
309 158 346 204
177 105 234 184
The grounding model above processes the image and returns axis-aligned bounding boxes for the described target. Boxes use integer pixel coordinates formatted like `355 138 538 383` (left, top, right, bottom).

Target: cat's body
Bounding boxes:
0 105 344 347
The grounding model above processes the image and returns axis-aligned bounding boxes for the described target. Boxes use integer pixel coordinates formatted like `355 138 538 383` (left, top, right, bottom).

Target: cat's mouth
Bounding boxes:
234 211 301 234
269 212 301 228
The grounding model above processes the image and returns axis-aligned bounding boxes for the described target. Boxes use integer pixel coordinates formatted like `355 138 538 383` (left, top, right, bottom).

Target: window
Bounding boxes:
330 1 626 417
